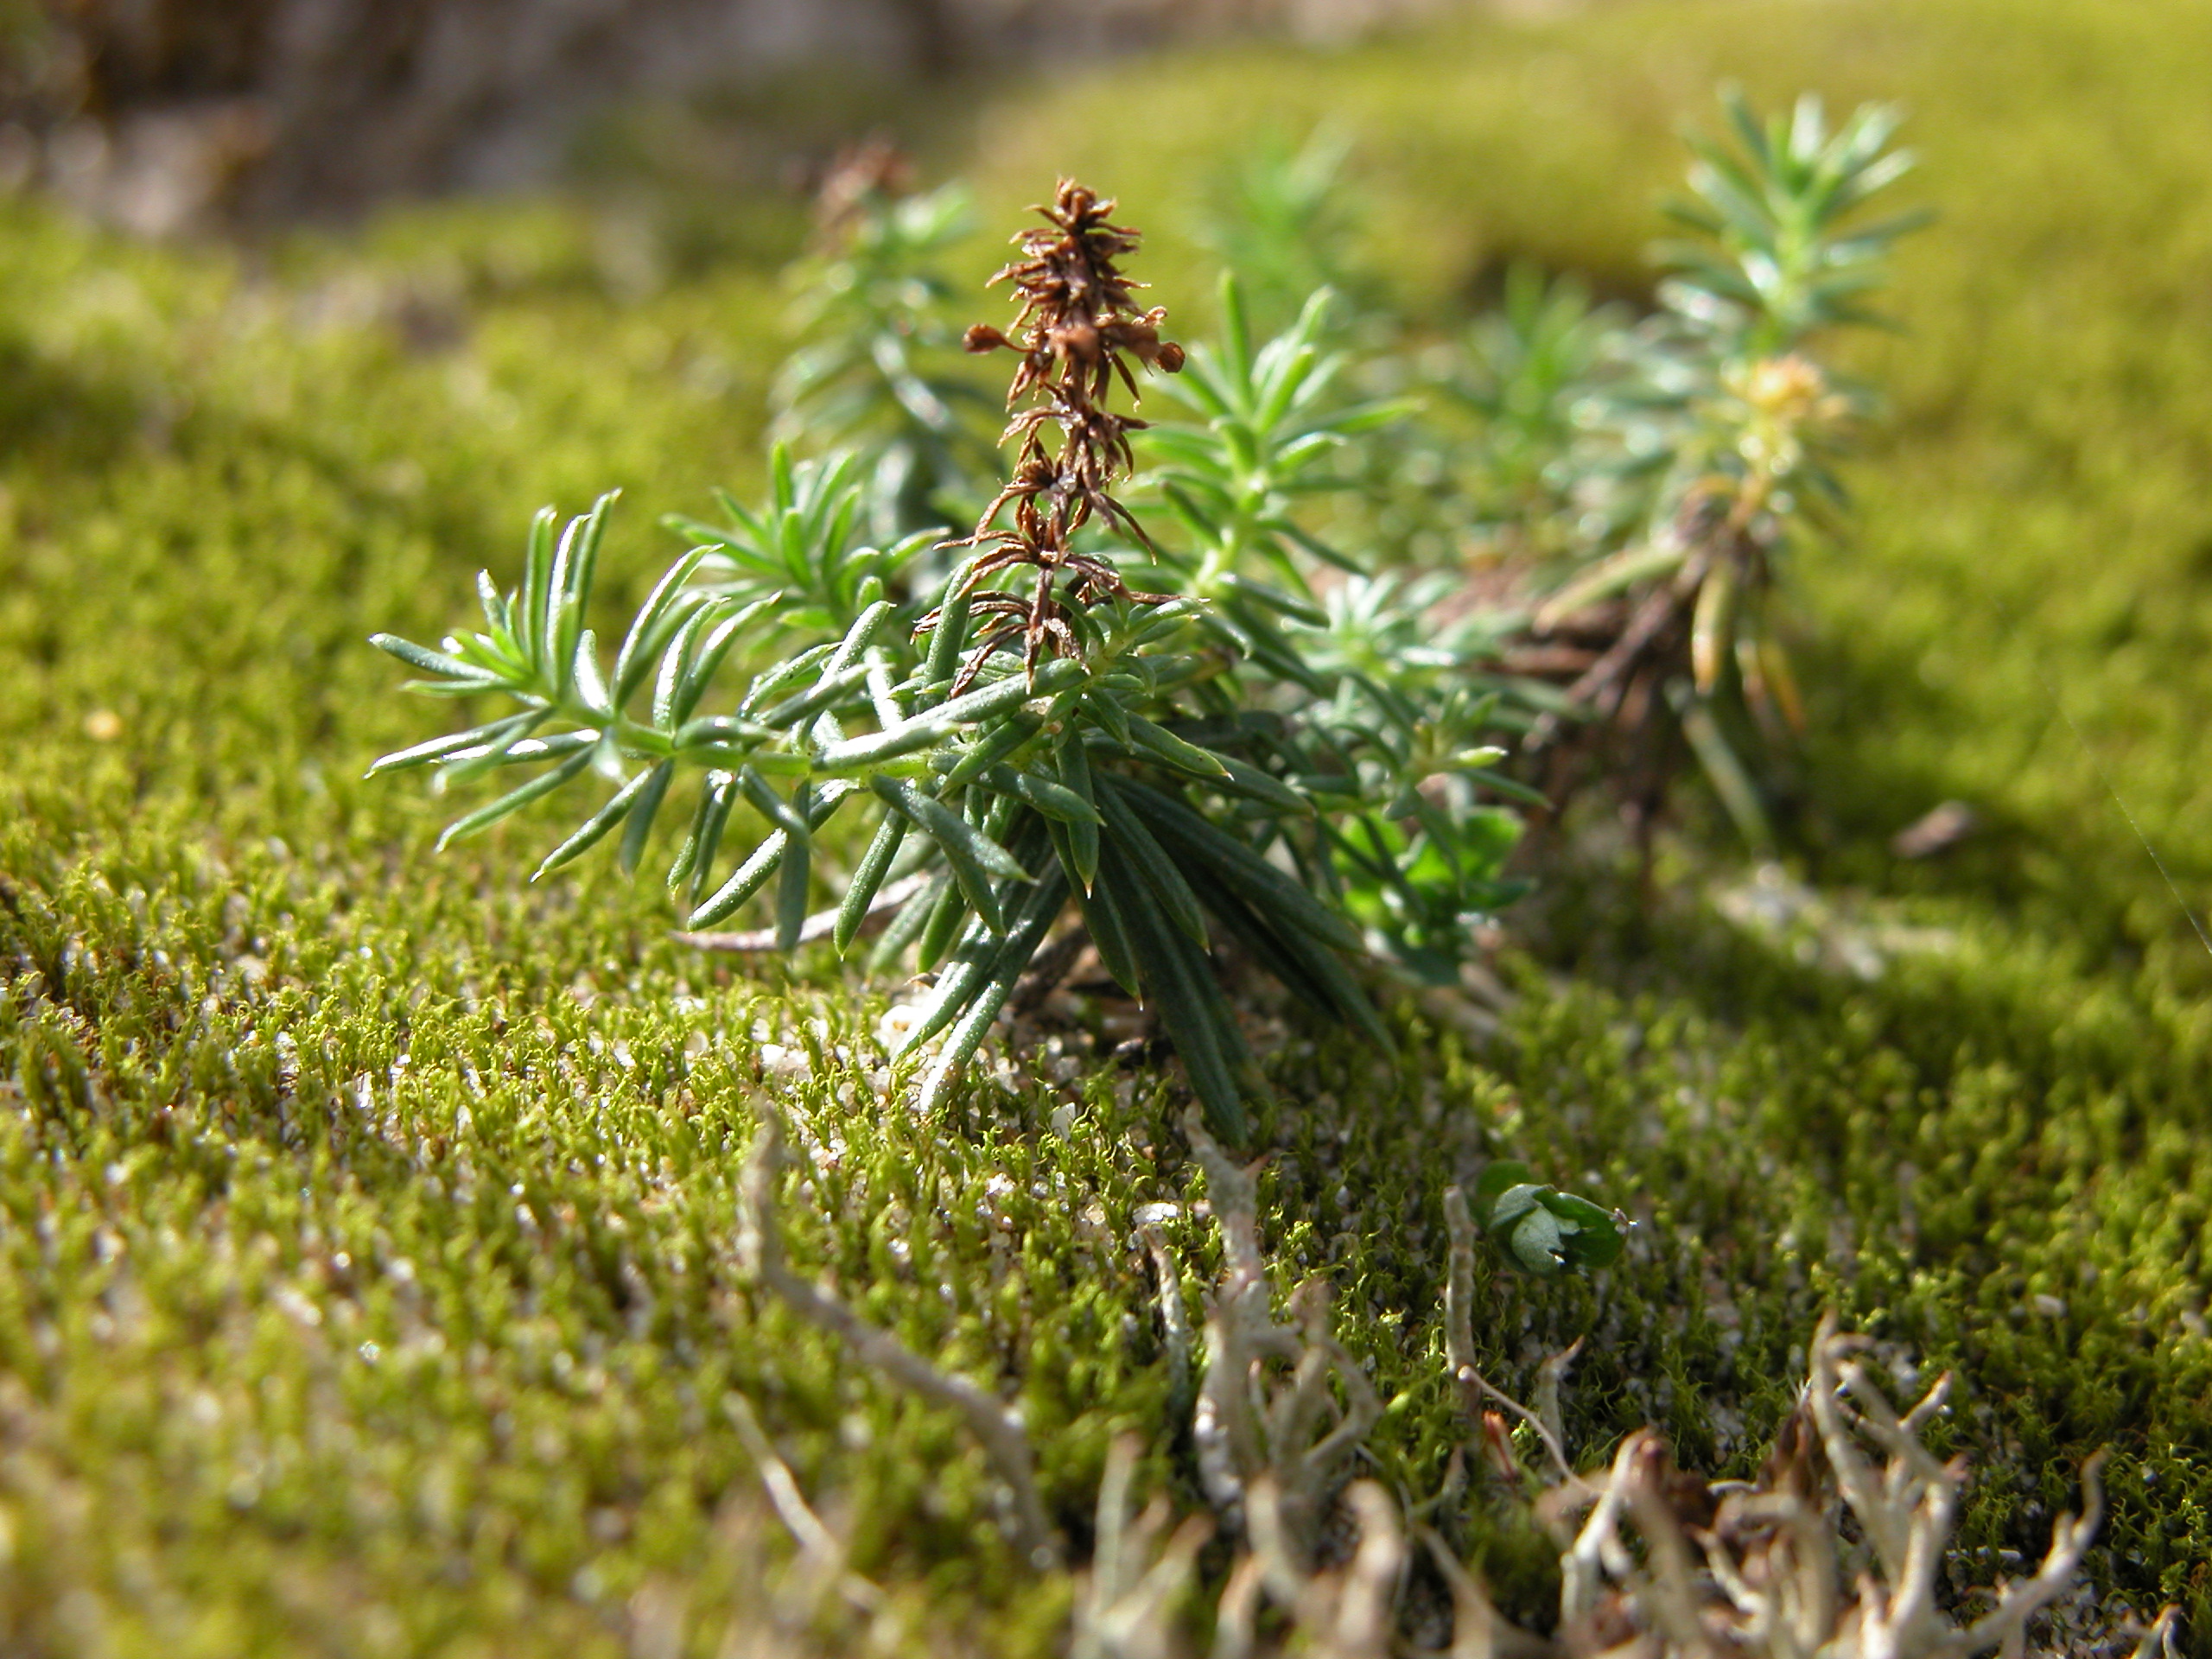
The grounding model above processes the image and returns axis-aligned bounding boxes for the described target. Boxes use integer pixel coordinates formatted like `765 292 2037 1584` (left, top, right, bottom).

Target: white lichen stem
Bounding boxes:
738 1103 1059 1568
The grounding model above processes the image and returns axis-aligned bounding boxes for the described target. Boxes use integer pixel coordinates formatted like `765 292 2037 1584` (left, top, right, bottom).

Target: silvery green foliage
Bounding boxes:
1134 280 1535 984
660 446 941 638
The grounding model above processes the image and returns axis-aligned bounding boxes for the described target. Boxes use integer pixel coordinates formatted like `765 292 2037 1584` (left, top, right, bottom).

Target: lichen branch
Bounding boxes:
1185 1108 1381 1568
738 1103 1060 1567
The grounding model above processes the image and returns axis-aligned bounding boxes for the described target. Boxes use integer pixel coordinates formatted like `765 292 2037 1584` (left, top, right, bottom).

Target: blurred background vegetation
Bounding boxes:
3 0 1457 226
4 0 2212 1653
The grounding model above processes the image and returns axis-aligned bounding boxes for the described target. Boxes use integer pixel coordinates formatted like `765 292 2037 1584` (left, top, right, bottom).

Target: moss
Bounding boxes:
5 0 2212 1650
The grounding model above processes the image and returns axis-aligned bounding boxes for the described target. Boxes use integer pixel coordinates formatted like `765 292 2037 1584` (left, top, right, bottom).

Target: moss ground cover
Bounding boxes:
4 0 2211 1650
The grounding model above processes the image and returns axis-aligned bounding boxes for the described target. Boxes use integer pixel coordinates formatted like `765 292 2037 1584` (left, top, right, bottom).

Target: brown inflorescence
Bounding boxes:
925 180 1185 693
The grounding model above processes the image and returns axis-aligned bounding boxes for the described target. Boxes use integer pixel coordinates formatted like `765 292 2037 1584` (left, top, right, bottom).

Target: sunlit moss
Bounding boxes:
5 0 2212 1649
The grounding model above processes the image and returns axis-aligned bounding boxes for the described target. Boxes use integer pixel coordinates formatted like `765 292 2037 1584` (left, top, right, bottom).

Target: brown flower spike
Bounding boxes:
926 180 1185 693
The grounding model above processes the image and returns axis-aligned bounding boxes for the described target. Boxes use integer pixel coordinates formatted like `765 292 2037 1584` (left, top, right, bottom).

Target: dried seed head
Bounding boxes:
931 179 1184 691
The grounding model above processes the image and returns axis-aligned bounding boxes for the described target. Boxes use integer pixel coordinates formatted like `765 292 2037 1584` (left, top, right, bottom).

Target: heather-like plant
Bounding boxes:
1169 93 1920 851
1519 91 1925 842
371 181 1528 1138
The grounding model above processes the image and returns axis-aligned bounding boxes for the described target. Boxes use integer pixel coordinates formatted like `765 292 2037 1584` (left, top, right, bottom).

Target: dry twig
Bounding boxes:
723 1389 885 1617
1072 1434 1214 1659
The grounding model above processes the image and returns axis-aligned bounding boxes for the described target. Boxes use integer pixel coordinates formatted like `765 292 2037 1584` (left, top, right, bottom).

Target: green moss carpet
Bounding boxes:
3 0 2210 1651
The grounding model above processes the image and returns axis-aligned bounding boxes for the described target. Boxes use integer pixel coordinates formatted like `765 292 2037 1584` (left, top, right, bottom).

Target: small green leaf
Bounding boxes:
686 832 785 928
835 813 910 956
367 718 524 777
1104 836 1249 1143
1055 740 1101 892
1092 782 1209 950
754 661 873 730
1547 1192 1628 1269
940 713 1043 793
435 747 596 851
673 598 776 725
617 761 675 876
665 769 730 893
739 769 811 844
1111 777 1360 954
1508 1205 1567 1277
915 868 1071 1112
1471 1163 1625 1277
612 549 709 704
1122 714 1231 780
519 505 557 664
912 871 973 972
922 579 974 688
871 777 1029 935
1070 849 1141 996
774 815 811 953
370 634 498 684
533 757 661 880
870 868 948 971
984 765 1099 825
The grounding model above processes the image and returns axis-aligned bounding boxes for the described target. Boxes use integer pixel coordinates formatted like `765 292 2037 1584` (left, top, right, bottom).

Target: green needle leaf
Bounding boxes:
436 747 596 851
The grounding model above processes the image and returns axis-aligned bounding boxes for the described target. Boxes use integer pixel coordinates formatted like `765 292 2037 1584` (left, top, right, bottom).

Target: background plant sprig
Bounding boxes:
771 145 999 541
1514 90 1925 843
